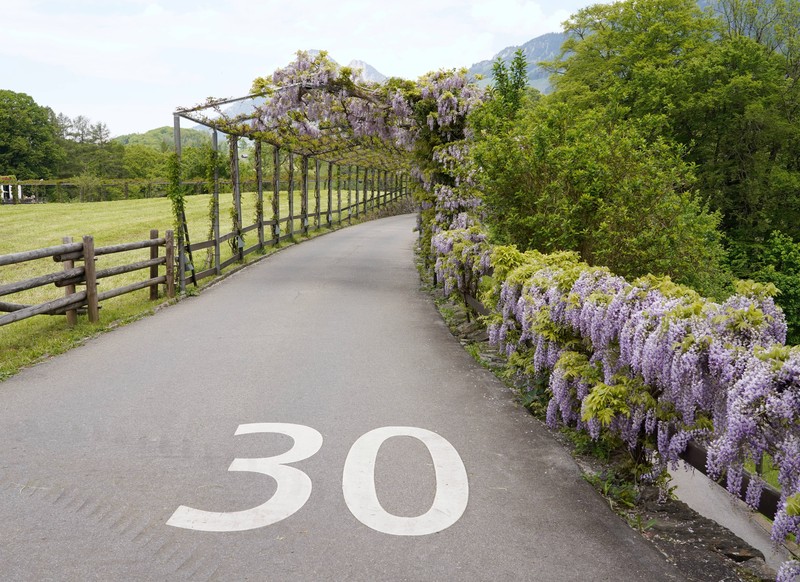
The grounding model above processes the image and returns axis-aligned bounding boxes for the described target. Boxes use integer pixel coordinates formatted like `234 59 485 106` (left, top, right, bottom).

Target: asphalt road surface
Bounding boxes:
0 214 686 581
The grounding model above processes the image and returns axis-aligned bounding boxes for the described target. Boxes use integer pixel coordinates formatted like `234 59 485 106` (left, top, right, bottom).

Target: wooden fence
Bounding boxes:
179 147 409 292
0 230 175 327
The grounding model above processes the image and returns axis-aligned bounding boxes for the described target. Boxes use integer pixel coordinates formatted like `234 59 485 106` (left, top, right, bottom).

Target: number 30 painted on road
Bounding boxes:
166 423 469 536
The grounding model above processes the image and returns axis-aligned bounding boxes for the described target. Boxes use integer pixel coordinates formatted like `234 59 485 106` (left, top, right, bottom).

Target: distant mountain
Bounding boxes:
304 51 387 84
114 126 211 149
469 0 720 92
468 32 566 93
219 96 268 120
347 60 387 84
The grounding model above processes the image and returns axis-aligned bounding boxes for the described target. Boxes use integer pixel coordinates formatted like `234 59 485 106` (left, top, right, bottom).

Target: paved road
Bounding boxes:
1 214 685 581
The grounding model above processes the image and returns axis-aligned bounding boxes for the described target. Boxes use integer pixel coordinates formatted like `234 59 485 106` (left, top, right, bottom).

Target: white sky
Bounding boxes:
1 0 592 136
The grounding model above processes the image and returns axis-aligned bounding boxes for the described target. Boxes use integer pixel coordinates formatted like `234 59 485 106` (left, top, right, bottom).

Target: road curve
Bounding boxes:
0 214 685 581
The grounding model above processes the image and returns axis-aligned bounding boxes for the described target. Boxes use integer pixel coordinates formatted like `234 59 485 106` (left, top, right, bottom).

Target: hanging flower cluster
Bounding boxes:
248 51 416 159
431 227 491 297
418 69 485 138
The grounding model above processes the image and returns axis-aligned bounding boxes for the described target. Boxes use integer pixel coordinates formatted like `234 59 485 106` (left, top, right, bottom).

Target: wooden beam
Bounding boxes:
0 242 83 266
0 266 84 297
0 292 87 326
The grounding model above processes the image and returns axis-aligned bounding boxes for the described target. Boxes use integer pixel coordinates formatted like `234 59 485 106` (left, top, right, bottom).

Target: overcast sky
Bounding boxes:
1 0 593 136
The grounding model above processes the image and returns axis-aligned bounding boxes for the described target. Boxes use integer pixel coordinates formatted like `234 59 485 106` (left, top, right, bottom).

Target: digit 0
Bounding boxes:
342 426 469 536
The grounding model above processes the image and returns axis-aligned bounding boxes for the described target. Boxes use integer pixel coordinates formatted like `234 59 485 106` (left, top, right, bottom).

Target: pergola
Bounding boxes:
170 92 411 293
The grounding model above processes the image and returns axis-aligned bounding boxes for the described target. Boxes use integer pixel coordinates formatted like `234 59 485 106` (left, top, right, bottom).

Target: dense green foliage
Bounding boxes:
548 0 800 243
471 101 729 296
471 0 800 337
113 126 211 150
0 90 64 179
0 91 218 187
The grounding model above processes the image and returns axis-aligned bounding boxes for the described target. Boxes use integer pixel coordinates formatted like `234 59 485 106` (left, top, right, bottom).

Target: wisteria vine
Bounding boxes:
432 225 800 579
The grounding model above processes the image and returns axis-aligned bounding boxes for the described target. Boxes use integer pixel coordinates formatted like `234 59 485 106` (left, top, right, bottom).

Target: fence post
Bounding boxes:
378 170 388 207
288 152 295 237
213 130 221 275
230 136 243 261
178 239 186 294
165 230 175 298
336 164 342 225
62 236 78 326
83 235 99 323
301 155 309 235
327 161 333 227
149 229 159 300
273 146 281 244
363 167 369 215
378 170 383 207
255 140 264 250
314 157 321 230
356 166 361 220
377 170 382 208
348 166 354 222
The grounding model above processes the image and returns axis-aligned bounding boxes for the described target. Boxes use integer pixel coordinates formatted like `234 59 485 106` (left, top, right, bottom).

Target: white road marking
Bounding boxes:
342 426 469 536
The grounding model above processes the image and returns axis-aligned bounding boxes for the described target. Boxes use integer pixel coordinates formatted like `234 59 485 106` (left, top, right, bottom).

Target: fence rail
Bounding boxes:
0 230 175 327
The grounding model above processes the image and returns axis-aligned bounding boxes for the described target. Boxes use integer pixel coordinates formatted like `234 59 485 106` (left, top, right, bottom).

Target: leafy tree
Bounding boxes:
122 144 168 179
735 230 800 343
491 49 529 114
89 121 110 145
55 112 72 139
180 144 229 182
69 115 92 143
113 126 211 150
58 138 124 179
54 113 124 179
546 0 717 119
0 90 65 179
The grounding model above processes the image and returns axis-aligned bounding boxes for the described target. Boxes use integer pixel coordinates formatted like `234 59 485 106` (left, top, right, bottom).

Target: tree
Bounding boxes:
89 122 110 146
0 90 65 179
745 231 800 344
54 114 125 179
122 144 168 180
58 137 124 179
491 49 529 114
546 0 717 119
69 115 92 143
55 112 72 140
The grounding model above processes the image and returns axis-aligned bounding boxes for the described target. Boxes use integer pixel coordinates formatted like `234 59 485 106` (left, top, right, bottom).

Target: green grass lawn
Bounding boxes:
0 187 383 380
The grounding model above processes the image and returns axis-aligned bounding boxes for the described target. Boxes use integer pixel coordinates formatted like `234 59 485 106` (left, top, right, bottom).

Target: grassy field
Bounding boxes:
0 187 379 380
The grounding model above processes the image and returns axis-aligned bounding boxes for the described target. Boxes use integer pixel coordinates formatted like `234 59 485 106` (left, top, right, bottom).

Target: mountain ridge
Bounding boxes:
467 31 565 93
